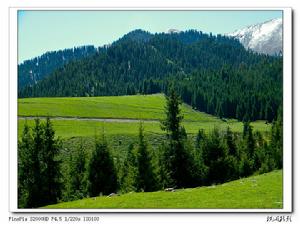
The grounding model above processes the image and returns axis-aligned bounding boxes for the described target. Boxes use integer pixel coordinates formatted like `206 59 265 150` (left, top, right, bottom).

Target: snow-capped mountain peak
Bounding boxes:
228 18 282 55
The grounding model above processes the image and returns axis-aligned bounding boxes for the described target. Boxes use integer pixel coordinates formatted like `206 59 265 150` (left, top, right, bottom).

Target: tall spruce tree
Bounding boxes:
243 121 255 159
193 129 208 185
120 143 138 193
18 122 34 208
156 144 173 189
239 121 256 176
40 117 62 206
87 134 117 196
68 138 87 199
225 127 237 156
160 88 193 188
270 116 283 169
161 89 183 141
136 122 156 192
202 128 228 184
29 119 44 207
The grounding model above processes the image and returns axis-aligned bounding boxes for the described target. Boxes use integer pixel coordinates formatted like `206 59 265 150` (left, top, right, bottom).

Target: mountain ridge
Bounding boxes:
228 18 282 55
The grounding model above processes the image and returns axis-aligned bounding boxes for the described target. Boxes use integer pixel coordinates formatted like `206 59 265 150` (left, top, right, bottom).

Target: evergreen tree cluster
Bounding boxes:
157 89 283 189
19 29 282 122
18 118 62 208
18 90 283 207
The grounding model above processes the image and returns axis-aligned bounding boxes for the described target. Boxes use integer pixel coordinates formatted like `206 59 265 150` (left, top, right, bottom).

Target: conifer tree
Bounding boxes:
28 119 44 207
156 144 173 189
68 138 87 199
40 117 62 205
120 143 138 193
225 126 237 156
18 118 62 208
136 122 156 192
243 121 255 158
202 128 228 183
87 134 117 196
160 88 194 188
18 122 34 208
270 116 283 169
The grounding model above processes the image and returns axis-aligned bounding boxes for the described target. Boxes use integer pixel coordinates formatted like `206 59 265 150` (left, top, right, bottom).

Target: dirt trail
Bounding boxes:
18 116 159 123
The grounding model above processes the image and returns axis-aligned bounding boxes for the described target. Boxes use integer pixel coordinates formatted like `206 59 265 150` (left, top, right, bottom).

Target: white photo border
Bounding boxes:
9 7 292 213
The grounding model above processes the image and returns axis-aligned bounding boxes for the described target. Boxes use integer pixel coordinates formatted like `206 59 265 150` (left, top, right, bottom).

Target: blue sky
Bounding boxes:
18 10 282 63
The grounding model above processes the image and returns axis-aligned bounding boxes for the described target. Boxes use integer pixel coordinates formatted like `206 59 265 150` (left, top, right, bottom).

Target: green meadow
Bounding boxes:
18 94 270 138
43 170 282 209
18 119 270 139
18 94 219 121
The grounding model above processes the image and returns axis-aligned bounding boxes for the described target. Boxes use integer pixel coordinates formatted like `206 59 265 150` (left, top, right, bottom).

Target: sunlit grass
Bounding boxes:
43 170 282 209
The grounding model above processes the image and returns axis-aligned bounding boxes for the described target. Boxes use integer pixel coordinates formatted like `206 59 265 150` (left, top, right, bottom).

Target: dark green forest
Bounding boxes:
18 45 98 88
19 30 282 122
18 89 283 208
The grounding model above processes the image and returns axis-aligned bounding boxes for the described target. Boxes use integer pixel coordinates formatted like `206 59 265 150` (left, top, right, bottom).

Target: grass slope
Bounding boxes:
18 94 219 122
18 119 269 139
43 170 282 209
18 94 270 138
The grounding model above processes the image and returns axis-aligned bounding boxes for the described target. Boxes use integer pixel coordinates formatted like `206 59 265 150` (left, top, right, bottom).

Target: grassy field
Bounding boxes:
18 94 270 138
18 94 220 122
18 119 270 139
43 170 282 209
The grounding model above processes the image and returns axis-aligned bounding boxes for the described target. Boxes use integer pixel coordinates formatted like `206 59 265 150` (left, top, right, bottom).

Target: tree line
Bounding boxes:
19 29 282 122
18 90 283 208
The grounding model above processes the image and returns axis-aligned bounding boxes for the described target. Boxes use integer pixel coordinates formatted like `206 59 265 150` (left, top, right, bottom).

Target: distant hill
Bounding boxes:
18 45 98 89
19 29 282 122
228 18 282 56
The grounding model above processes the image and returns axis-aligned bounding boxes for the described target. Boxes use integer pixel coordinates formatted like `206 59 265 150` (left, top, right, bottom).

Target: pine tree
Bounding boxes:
161 88 183 140
225 127 237 156
193 129 209 184
18 122 34 208
202 128 229 184
136 122 156 192
29 119 44 207
18 119 44 207
270 116 283 169
40 117 62 205
87 134 117 196
239 122 255 176
160 88 193 188
68 138 87 199
195 129 205 149
120 143 138 193
18 119 62 208
243 121 255 158
223 127 239 180
156 144 173 189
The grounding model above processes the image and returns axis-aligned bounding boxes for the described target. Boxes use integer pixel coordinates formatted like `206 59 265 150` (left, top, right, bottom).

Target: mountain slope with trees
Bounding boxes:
18 45 98 89
19 29 282 122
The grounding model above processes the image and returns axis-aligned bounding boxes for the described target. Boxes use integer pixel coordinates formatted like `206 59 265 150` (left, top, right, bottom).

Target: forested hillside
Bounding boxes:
18 45 98 88
19 30 282 122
